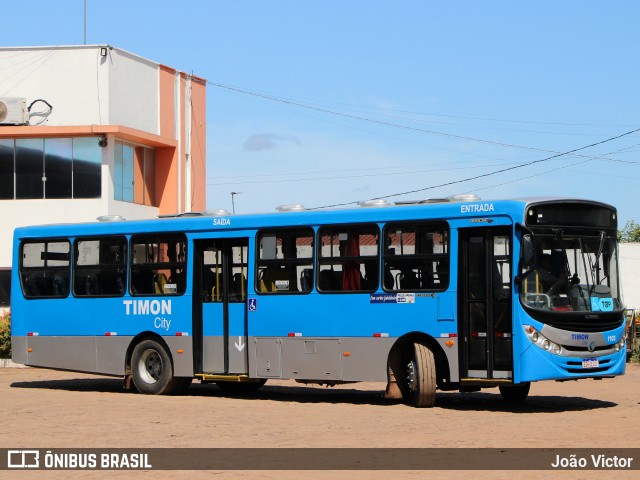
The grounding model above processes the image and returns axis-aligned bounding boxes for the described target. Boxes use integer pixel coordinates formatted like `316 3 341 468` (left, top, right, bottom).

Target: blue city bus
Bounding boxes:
10 196 627 407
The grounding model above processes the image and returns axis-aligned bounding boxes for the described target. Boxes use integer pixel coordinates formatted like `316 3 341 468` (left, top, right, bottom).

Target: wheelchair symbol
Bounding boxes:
248 298 257 311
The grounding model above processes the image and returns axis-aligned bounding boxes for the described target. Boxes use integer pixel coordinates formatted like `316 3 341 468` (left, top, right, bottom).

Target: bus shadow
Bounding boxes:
188 383 394 406
10 379 617 411
435 391 617 413
11 377 124 393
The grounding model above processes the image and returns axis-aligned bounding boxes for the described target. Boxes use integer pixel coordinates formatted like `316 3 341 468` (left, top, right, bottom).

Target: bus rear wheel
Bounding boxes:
499 382 530 403
131 339 178 395
406 342 437 408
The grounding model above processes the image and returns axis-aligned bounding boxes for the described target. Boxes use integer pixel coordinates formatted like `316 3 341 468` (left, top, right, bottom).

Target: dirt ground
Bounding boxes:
1 364 639 479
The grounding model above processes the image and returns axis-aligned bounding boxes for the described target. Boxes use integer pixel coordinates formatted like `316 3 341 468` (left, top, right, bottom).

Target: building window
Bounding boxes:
45 138 73 199
74 237 127 297
114 142 155 206
0 269 10 307
0 139 14 200
317 225 379 293
19 240 71 298
73 137 102 198
0 137 101 200
16 138 44 199
383 223 449 291
256 228 314 294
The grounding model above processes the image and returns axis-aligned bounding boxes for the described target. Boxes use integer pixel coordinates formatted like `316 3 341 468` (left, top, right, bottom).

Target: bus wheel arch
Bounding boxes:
386 332 448 407
126 333 180 395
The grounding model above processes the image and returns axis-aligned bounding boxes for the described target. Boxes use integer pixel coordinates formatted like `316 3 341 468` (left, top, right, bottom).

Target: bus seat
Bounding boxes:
84 274 100 295
24 274 41 296
53 274 67 296
300 268 313 292
232 272 247 301
399 269 420 290
319 269 342 291
261 267 293 292
154 273 168 294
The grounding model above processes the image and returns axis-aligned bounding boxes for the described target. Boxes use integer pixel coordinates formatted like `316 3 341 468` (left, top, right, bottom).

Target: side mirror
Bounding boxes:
522 234 535 268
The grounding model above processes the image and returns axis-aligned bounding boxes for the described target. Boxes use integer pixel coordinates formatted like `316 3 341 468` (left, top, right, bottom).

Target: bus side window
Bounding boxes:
256 228 313 294
383 222 449 292
317 225 379 293
20 240 71 299
130 234 187 296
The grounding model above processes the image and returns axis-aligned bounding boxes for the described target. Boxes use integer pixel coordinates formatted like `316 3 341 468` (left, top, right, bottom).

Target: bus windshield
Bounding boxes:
519 230 622 313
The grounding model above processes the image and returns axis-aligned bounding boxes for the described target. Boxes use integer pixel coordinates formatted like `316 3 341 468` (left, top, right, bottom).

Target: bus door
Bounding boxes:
193 238 249 374
458 227 513 380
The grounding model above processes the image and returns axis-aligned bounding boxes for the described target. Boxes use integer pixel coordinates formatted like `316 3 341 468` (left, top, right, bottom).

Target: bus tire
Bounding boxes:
131 339 177 395
216 379 267 394
499 382 530 403
406 342 437 408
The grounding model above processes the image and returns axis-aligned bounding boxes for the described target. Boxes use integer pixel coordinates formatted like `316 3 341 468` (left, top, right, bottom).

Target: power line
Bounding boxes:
309 127 640 209
209 81 640 166
209 81 635 128
209 81 566 153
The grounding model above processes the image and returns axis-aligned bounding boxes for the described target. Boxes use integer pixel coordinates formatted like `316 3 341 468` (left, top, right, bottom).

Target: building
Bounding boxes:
619 243 640 312
0 45 207 308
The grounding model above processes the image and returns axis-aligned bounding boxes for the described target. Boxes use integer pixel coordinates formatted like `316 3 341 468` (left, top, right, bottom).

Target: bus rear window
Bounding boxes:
20 240 71 298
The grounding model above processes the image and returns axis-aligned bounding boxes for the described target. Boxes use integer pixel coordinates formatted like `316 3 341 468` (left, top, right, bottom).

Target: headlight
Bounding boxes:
524 325 563 356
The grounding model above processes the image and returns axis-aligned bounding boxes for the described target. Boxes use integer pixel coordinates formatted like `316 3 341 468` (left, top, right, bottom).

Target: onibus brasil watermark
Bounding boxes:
2 448 638 470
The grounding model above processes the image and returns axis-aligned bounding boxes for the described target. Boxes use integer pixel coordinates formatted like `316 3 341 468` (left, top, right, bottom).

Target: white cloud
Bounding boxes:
243 133 300 151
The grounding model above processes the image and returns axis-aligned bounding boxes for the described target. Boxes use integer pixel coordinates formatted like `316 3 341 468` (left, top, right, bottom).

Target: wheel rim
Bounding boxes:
138 348 163 384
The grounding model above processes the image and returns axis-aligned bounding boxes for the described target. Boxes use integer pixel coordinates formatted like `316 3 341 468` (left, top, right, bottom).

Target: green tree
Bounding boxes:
0 311 10 359
618 220 640 242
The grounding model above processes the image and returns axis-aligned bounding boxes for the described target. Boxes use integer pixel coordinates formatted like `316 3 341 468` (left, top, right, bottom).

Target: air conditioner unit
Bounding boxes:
0 97 28 125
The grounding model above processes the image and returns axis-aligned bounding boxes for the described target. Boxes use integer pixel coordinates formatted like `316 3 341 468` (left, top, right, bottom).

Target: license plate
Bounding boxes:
582 358 599 368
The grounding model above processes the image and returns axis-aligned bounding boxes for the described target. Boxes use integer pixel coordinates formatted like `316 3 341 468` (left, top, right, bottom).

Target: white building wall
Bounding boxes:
0 47 109 126
107 49 159 134
0 46 160 130
619 243 640 310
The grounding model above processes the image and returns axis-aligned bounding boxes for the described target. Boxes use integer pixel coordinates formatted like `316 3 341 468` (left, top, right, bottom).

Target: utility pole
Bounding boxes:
83 0 87 45
230 192 242 214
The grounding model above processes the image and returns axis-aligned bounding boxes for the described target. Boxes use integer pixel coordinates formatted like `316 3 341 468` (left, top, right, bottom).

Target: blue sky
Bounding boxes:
3 1 640 225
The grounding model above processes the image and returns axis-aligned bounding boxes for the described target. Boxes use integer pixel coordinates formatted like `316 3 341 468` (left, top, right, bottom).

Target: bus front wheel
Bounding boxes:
499 382 530 403
406 342 437 408
131 339 178 395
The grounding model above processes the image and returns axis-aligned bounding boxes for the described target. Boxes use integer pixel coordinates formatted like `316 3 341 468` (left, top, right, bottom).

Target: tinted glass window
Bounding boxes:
130 234 187 295
383 223 449 291
73 137 101 198
74 237 127 297
257 228 314 294
0 139 13 200
0 269 10 307
45 138 72 199
318 225 379 293
20 240 70 298
16 138 43 199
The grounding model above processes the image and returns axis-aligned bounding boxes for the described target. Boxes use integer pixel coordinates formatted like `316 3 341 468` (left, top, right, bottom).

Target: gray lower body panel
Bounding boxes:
11 335 194 377
250 336 396 382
